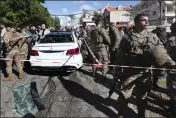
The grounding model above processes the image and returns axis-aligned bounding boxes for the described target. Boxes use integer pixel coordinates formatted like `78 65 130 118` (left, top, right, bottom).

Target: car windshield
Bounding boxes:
39 33 74 43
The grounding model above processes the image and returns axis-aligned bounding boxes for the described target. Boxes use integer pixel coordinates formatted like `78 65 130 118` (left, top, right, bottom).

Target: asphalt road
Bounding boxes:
1 65 171 117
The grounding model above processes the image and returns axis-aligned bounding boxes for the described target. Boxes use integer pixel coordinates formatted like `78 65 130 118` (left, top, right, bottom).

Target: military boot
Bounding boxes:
18 71 23 79
7 74 13 81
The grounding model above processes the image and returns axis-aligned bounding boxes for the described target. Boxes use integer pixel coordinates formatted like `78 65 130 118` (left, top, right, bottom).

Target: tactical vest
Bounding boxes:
91 28 105 48
124 31 168 67
6 32 21 52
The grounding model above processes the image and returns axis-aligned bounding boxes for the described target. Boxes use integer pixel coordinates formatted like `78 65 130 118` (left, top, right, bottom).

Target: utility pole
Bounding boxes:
175 1 176 20
0 25 2 81
159 1 162 27
157 0 163 27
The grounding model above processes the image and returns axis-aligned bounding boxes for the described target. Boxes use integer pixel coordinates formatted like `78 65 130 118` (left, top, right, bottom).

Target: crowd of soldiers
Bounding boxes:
80 13 176 117
1 12 176 117
0 23 53 81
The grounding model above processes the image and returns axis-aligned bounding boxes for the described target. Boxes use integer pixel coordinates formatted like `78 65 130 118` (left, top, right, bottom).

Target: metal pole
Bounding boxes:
0 25 2 80
175 1 176 20
159 1 162 27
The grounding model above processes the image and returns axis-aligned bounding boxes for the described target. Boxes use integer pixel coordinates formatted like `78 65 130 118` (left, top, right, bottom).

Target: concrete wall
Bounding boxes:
110 10 131 24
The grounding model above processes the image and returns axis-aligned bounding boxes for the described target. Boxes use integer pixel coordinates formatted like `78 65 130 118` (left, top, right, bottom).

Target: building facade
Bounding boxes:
80 9 95 27
98 5 132 26
132 0 176 32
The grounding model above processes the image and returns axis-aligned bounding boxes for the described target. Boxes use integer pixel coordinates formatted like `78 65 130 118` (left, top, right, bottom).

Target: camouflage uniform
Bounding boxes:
18 31 29 67
109 25 121 67
79 28 87 39
3 29 23 80
166 34 176 116
85 28 92 62
116 29 175 117
91 26 111 76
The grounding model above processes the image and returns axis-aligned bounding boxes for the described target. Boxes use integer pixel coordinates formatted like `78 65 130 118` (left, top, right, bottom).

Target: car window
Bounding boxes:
39 34 74 43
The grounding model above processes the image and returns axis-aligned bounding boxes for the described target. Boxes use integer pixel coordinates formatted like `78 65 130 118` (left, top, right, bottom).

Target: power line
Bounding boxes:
50 9 97 17
51 12 83 16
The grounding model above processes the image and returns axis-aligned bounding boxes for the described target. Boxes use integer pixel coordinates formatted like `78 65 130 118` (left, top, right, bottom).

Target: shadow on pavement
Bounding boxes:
0 60 8 77
58 76 137 118
79 69 172 117
24 68 72 77
12 68 19 77
79 69 115 96
152 86 168 95
23 113 36 118
147 92 171 117
128 92 171 117
79 69 113 89
36 76 57 117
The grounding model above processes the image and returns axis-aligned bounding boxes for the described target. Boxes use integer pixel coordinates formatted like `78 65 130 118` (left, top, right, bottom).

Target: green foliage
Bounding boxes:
0 0 59 28
92 11 104 21
52 17 60 28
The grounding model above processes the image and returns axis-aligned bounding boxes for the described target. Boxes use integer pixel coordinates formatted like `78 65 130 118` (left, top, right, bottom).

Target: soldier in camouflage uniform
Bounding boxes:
17 28 30 68
90 19 111 78
3 25 23 80
165 21 176 117
109 22 121 72
115 13 175 117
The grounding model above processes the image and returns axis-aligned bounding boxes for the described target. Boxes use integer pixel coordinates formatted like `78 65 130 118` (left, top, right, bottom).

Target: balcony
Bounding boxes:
165 1 174 5
165 12 175 17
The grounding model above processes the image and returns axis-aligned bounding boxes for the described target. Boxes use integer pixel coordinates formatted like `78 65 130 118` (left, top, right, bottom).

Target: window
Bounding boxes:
167 4 174 13
39 34 74 43
153 11 156 16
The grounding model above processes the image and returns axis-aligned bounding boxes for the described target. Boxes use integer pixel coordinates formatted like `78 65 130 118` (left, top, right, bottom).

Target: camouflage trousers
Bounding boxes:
94 53 109 75
19 44 28 67
19 54 28 67
117 70 152 117
5 49 23 75
110 48 118 70
95 47 109 74
110 49 116 64
166 72 176 116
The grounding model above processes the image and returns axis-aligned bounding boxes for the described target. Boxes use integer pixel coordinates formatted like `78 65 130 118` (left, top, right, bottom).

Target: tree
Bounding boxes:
52 17 60 27
0 0 58 28
92 11 104 21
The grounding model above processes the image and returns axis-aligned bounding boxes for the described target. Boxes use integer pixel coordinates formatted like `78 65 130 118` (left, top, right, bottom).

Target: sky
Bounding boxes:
43 0 140 16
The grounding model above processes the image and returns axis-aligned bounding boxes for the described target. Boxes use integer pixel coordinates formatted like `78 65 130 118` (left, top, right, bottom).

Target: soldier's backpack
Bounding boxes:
125 31 169 67
90 28 103 48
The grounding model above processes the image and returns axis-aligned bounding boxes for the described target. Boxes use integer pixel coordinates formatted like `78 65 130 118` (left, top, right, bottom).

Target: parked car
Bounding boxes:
29 31 83 72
